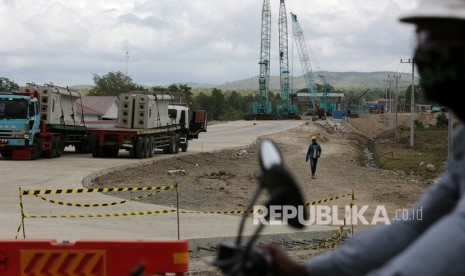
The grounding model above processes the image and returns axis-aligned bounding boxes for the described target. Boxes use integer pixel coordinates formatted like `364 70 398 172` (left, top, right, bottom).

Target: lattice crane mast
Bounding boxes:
290 12 320 115
277 0 298 118
251 0 272 119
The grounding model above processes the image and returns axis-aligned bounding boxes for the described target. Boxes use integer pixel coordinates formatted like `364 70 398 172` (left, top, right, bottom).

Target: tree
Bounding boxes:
211 88 226 120
88 71 144 96
0 77 19 92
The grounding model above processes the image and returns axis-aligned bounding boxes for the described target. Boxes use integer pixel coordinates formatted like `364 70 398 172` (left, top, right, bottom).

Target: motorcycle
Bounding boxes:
208 139 308 276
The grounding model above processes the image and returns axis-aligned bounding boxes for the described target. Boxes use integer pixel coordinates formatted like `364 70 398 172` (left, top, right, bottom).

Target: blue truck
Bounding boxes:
0 83 88 160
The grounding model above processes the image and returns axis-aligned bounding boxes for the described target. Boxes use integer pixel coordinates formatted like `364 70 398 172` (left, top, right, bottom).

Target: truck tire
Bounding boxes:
135 137 144 159
51 136 59 158
175 134 180 154
143 137 150 158
55 136 65 157
91 138 100 158
168 135 176 154
31 139 41 160
181 141 188 152
148 136 154 157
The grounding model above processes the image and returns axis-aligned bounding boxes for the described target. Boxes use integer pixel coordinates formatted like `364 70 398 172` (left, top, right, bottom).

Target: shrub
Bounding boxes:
436 113 448 128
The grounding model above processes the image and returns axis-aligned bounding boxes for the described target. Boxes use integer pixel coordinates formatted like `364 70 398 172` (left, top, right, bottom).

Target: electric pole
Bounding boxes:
389 74 401 140
401 58 415 147
383 79 393 129
125 51 129 76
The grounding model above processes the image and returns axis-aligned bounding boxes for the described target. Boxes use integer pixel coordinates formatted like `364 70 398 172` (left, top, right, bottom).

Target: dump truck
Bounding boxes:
0 83 89 160
86 93 207 158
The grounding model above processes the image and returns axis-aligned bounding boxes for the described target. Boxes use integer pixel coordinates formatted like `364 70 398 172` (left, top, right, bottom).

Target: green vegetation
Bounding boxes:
0 77 19 92
87 71 145 96
374 125 451 181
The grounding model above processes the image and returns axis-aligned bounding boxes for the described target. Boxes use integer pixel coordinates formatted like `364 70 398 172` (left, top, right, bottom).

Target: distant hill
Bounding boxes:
69 71 419 93
212 71 419 91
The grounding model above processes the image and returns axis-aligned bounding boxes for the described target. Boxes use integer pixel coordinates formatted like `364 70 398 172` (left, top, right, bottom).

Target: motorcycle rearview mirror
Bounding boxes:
258 139 307 229
259 139 283 171
208 139 307 275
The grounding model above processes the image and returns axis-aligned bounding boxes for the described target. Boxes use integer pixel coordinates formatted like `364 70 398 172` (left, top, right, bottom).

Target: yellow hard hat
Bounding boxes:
311 135 317 140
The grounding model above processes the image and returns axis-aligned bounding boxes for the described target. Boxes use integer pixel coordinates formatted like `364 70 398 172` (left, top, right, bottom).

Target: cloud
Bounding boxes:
0 0 419 87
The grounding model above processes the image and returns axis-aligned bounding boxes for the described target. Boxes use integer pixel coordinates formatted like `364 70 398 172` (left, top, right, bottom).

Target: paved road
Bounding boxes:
0 120 335 242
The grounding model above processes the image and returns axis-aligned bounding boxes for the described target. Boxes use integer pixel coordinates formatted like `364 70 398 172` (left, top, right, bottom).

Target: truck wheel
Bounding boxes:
91 138 100 158
31 139 41 160
51 136 59 158
169 135 176 154
181 141 188 152
175 134 180 154
148 136 154 157
55 136 65 157
142 137 149 158
135 137 144 159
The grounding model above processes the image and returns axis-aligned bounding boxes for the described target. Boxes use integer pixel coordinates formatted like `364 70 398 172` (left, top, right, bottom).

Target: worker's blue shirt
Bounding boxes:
306 124 465 275
306 142 322 159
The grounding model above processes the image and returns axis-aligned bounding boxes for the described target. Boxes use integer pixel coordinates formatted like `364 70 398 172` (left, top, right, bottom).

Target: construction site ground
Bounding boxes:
90 112 450 275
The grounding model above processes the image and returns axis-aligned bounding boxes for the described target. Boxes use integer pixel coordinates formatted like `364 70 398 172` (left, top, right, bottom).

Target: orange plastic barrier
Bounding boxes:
0 239 188 276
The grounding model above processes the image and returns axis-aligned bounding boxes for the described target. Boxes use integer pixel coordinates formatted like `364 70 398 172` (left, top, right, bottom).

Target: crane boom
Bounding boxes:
290 12 319 113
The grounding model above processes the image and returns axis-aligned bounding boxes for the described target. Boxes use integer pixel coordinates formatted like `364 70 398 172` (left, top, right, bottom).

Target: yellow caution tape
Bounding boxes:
21 185 176 195
32 191 165 208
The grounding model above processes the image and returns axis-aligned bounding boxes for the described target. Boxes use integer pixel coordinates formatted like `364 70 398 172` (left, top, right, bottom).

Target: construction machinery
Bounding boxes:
347 88 371 118
277 0 300 119
290 12 331 119
245 0 278 120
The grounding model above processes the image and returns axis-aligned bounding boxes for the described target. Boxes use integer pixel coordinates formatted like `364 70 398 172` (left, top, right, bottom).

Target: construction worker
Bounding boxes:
263 0 465 275
305 135 321 179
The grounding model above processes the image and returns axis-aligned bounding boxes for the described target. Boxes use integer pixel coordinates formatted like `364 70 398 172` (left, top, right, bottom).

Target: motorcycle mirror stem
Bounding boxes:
235 139 283 246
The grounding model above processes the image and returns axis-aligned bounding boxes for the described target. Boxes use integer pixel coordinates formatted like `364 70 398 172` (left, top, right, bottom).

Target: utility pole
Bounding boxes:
389 74 401 140
383 80 389 129
383 79 393 129
401 58 415 147
125 51 129 76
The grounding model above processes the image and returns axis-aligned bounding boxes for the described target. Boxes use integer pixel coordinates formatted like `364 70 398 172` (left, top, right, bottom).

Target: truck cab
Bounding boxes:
168 104 207 152
0 94 41 159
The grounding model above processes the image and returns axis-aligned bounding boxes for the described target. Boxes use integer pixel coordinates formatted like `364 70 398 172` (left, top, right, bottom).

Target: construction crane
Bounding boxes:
290 12 329 118
277 0 299 119
245 0 276 120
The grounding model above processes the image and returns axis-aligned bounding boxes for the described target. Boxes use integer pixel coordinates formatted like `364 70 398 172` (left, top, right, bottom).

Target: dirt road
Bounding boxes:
90 116 433 274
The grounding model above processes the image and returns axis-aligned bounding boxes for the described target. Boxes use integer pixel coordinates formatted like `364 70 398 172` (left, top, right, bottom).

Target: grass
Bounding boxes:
373 127 449 181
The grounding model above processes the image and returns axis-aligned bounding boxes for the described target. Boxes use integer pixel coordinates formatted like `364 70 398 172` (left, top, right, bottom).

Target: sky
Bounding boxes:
0 0 418 87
